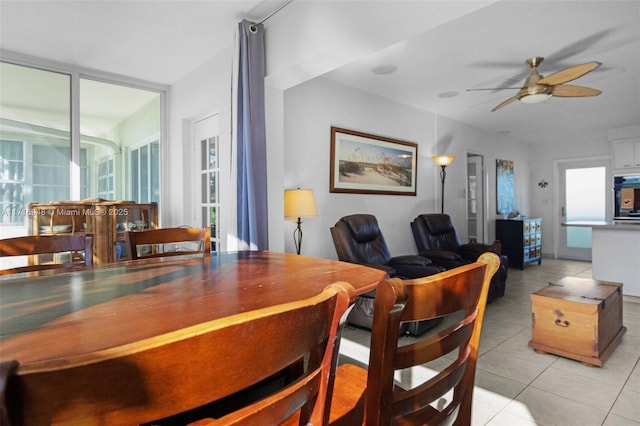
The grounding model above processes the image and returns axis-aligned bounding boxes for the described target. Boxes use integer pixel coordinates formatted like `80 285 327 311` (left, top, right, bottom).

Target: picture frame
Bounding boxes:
496 159 515 214
330 127 417 195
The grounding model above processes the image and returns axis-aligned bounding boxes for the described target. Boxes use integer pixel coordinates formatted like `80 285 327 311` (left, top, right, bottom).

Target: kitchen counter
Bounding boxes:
562 221 640 230
574 223 640 297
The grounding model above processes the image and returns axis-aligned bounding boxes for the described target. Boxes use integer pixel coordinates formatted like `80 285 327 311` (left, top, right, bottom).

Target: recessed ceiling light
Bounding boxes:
371 64 398 75
437 91 459 98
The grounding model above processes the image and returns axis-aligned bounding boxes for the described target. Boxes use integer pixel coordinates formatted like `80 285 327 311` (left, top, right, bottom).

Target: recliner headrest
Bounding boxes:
419 214 454 235
340 214 380 243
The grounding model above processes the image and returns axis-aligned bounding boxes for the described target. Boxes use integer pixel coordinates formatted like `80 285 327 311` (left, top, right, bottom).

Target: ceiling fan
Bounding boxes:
471 57 602 111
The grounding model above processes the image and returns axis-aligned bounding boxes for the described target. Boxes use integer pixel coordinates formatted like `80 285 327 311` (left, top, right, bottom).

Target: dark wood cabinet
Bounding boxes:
496 218 542 270
28 200 158 265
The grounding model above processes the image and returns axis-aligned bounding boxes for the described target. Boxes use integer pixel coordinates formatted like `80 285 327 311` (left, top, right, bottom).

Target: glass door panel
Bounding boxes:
558 160 610 260
80 78 160 203
0 62 71 239
195 114 219 252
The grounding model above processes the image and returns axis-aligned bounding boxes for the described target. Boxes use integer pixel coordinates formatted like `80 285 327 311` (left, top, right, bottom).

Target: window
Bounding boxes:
130 139 160 203
0 60 164 235
96 157 115 200
0 140 24 224
32 145 72 202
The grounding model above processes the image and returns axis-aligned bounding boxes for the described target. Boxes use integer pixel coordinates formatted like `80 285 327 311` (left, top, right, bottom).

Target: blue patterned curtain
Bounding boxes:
236 19 268 250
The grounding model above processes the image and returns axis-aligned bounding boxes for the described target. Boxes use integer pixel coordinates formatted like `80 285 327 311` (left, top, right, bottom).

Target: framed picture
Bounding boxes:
496 159 514 214
330 127 417 195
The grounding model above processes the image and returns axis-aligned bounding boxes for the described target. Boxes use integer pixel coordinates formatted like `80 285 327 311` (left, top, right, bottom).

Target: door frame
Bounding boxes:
553 156 612 260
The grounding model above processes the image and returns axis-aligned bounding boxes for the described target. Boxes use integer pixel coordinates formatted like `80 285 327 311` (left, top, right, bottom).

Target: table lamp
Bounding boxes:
284 189 318 255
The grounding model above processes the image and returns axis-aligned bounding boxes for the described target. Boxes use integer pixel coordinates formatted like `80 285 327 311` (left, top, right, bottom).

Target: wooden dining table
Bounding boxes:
0 251 386 368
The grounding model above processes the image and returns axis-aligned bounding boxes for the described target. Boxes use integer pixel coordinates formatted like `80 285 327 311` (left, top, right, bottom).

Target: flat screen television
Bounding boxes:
614 175 640 221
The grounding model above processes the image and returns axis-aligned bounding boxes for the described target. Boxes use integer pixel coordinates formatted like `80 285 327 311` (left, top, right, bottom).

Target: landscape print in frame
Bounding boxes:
330 127 417 195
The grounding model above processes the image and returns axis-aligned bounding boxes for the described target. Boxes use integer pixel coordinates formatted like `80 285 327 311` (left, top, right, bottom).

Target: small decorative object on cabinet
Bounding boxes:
529 277 625 367
496 217 542 269
28 200 158 265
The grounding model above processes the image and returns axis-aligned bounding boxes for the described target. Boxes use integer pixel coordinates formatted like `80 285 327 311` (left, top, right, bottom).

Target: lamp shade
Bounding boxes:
284 189 318 220
432 155 455 167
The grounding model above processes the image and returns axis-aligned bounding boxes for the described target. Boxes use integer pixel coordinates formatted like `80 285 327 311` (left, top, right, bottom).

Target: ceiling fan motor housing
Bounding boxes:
517 67 553 103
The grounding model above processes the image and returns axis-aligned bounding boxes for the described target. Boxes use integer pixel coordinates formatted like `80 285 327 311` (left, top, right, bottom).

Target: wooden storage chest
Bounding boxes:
529 276 626 366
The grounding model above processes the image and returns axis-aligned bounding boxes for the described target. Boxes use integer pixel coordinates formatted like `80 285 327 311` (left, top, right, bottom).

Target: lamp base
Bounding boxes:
440 165 447 214
293 217 303 255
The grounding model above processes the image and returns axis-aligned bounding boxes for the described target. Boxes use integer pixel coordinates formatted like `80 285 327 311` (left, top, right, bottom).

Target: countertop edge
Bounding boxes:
563 221 640 230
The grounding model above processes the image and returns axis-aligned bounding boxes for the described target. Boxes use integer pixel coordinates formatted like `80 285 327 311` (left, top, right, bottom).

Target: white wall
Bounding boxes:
166 45 234 251
167 44 620 264
528 128 612 257
165 3 627 261
283 77 533 259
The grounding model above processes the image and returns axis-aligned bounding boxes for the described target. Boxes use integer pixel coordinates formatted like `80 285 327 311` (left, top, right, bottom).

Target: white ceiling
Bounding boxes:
322 1 640 143
0 0 638 144
0 0 281 84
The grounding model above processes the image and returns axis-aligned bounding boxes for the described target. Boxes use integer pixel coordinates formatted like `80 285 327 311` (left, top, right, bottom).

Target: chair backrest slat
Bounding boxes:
126 227 210 260
0 235 93 275
365 252 500 425
3 281 356 426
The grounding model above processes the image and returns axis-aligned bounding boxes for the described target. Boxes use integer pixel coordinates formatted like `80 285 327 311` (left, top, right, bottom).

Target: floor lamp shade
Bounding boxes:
432 155 455 214
432 155 455 167
284 189 318 255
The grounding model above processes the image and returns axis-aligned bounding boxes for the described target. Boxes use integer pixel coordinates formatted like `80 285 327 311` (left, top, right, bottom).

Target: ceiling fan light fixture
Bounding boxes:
519 93 552 104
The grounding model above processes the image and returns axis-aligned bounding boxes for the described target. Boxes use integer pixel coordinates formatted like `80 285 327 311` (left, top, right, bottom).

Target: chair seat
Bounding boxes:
329 364 367 426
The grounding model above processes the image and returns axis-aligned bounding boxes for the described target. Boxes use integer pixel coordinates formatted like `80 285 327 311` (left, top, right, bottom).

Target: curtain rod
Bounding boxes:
250 0 294 31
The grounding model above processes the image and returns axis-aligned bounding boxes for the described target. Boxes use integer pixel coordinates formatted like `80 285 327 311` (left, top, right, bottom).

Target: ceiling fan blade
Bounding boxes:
466 87 521 91
492 95 519 112
545 30 613 64
537 61 601 86
552 85 601 97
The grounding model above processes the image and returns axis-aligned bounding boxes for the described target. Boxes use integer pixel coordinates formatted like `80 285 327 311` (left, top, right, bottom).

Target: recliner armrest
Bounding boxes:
417 249 462 262
459 242 501 260
388 255 444 279
389 255 432 267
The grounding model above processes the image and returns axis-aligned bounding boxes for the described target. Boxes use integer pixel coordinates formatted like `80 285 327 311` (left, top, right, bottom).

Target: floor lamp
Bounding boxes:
284 189 318 255
432 155 455 214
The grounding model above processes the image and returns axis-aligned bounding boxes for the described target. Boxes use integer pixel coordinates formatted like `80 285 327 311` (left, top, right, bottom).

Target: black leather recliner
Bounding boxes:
410 213 508 302
330 214 445 336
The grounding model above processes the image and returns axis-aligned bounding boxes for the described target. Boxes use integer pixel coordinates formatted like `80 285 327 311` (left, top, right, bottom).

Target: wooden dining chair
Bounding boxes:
126 226 211 260
329 252 500 426
2 281 356 426
0 234 93 275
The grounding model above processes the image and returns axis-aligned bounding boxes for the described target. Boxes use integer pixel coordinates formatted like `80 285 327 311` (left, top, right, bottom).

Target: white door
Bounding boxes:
558 159 611 260
194 114 219 251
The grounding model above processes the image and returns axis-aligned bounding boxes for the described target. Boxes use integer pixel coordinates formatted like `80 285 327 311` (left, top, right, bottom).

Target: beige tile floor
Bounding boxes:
338 258 640 426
